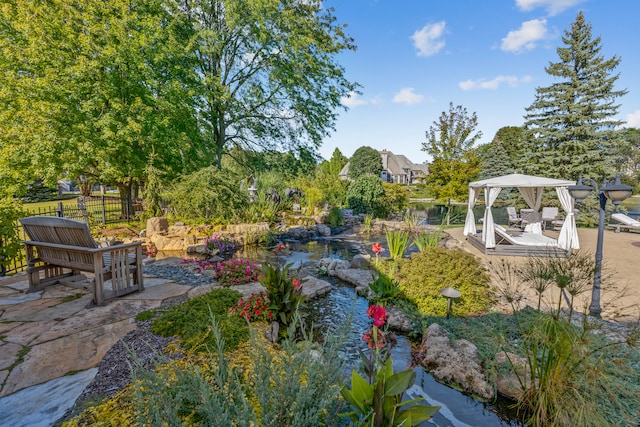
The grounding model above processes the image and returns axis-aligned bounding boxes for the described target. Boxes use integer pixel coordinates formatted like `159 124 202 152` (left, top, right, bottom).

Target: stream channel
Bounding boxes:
237 232 521 427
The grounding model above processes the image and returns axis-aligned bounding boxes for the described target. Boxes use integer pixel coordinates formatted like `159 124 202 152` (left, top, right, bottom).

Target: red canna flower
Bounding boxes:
372 242 383 255
366 304 387 327
292 278 301 290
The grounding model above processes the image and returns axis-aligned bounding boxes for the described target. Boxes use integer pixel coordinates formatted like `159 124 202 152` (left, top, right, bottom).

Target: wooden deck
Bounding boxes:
466 233 571 257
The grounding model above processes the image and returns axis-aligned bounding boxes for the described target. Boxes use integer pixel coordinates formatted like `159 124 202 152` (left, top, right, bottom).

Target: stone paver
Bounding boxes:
0 271 196 401
2 319 136 397
0 368 98 427
0 342 22 371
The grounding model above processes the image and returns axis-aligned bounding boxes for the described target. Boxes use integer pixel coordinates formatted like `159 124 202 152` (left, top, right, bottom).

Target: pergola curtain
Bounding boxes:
463 187 481 236
556 187 580 250
481 187 502 248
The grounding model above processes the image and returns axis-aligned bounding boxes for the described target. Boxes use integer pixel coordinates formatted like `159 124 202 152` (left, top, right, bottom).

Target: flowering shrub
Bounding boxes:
214 258 261 287
230 292 272 322
204 233 238 260
142 242 158 258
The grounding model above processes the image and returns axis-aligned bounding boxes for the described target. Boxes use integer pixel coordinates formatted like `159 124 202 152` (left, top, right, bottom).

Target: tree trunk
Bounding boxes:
117 182 134 219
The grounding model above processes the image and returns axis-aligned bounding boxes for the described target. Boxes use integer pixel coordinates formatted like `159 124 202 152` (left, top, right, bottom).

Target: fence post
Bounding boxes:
101 195 106 225
56 202 64 217
78 196 88 223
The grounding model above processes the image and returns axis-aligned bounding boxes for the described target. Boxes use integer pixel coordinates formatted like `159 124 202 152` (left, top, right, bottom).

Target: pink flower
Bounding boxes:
292 278 301 290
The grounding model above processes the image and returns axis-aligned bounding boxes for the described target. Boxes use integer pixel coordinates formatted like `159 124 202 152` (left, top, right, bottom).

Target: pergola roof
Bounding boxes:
469 174 575 189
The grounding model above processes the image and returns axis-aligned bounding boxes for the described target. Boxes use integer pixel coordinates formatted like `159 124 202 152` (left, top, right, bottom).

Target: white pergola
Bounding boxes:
463 174 579 250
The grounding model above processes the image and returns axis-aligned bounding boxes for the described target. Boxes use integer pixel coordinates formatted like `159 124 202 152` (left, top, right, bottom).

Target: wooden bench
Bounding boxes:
20 216 144 306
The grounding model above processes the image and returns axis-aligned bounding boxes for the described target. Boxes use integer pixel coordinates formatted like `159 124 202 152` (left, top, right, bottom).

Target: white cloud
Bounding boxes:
340 91 368 108
625 110 640 128
393 87 425 105
501 19 548 53
515 0 584 16
411 21 446 57
458 75 532 91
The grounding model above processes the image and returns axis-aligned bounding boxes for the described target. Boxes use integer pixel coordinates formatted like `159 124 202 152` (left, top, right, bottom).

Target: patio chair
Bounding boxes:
506 207 522 227
541 207 559 230
20 216 144 306
609 213 640 233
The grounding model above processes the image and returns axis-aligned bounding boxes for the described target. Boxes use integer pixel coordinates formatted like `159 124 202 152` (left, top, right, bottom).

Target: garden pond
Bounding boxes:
231 234 521 426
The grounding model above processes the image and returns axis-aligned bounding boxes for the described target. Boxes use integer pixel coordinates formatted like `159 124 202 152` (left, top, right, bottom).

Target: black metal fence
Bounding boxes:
1 196 144 277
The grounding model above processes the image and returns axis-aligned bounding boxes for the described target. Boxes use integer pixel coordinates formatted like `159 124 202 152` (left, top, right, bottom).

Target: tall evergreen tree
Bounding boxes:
478 140 513 180
522 11 628 180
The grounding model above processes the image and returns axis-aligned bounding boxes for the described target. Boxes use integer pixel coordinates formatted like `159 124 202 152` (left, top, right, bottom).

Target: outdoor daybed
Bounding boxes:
609 213 640 233
463 174 578 256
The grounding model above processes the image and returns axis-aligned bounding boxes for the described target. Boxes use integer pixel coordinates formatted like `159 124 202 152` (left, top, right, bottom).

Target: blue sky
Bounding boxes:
319 0 640 164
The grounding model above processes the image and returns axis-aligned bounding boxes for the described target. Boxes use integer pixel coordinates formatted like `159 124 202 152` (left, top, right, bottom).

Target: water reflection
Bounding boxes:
279 238 519 427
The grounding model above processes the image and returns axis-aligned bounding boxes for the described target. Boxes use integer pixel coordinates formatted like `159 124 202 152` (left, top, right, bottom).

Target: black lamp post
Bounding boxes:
568 174 633 317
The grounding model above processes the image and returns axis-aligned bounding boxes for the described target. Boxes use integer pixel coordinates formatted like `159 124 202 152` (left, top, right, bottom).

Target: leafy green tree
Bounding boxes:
175 0 357 168
346 175 386 217
0 0 205 214
422 102 481 224
348 146 382 180
522 11 628 180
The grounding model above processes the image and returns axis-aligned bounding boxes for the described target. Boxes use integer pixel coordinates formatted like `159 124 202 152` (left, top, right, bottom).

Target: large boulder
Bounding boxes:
316 258 350 276
420 323 494 400
149 234 195 252
313 224 331 237
300 276 332 298
350 254 371 269
146 217 169 237
333 268 374 295
385 306 412 333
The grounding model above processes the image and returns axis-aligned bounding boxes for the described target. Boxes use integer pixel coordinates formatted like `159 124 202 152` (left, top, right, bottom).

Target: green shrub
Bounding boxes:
347 175 386 217
327 206 344 226
135 309 155 322
382 181 409 214
151 288 248 352
71 317 349 426
163 166 246 223
0 198 24 274
380 248 493 317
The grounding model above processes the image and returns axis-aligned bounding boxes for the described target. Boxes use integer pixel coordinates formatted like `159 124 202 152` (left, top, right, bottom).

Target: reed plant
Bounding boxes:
385 229 410 261
411 230 441 252
361 214 374 234
490 254 632 426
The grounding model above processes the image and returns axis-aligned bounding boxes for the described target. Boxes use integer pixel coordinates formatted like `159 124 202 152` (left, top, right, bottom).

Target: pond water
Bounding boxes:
254 236 520 427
